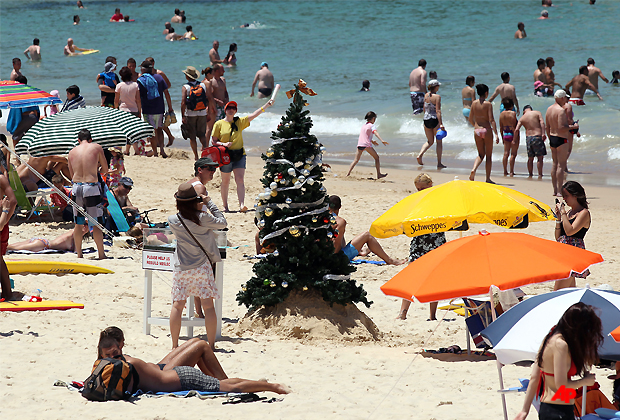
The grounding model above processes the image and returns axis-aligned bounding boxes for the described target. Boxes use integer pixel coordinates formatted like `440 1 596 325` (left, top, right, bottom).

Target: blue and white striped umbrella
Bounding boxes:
481 287 620 365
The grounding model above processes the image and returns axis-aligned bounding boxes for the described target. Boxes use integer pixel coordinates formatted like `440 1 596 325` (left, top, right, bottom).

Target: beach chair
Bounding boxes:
7 165 57 220
462 297 496 353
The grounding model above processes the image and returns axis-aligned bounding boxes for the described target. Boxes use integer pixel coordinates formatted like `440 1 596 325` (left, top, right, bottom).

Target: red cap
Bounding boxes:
225 101 238 110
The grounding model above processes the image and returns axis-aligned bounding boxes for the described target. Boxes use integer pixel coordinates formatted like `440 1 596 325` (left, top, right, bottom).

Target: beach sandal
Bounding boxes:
222 393 266 404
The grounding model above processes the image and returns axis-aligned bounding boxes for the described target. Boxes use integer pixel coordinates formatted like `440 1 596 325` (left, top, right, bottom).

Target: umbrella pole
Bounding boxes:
490 287 509 420
582 385 586 417
4 144 115 239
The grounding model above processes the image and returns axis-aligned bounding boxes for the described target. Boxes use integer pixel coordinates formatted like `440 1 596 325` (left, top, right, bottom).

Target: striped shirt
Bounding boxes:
60 95 86 112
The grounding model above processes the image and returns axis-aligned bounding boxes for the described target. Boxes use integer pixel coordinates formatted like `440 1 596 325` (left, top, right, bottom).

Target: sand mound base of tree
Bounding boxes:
234 289 381 343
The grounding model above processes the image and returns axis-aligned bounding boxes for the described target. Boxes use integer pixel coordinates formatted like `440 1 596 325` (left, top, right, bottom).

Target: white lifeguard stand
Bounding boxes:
142 228 225 339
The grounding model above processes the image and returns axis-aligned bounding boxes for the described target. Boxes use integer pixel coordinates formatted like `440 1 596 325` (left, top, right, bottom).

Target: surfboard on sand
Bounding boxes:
0 300 84 312
106 190 130 232
6 261 114 275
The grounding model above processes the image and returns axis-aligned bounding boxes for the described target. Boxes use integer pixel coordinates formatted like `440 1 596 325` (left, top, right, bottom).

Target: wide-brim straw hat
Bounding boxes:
182 66 199 81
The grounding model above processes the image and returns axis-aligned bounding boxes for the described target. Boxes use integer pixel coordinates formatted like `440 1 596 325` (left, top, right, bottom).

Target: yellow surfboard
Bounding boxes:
6 261 113 275
81 49 99 55
0 300 84 312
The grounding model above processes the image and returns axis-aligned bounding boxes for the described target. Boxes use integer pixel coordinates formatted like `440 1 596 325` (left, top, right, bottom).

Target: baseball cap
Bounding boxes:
120 176 134 187
225 101 238 110
194 157 218 172
140 60 153 69
261 62 268 68
554 90 567 99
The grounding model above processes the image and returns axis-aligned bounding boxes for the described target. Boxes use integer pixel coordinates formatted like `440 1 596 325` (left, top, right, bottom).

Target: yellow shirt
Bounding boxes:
212 116 250 152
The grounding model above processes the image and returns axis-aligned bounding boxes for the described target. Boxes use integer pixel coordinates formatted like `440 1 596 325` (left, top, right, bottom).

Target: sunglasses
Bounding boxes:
202 166 217 172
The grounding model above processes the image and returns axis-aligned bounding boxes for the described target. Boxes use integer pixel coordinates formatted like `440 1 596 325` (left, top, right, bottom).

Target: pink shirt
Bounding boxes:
357 122 377 148
115 81 139 113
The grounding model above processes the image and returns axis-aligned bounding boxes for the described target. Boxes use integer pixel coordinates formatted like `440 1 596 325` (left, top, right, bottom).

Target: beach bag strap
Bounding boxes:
177 213 212 263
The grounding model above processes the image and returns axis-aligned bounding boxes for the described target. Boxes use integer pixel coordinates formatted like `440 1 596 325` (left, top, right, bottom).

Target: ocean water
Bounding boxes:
1 0 619 182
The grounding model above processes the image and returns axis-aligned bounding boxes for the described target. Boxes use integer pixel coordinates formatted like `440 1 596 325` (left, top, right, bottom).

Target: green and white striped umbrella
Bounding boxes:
15 107 154 156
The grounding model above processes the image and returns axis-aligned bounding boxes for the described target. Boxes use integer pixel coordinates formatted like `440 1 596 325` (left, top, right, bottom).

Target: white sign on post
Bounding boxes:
142 250 177 271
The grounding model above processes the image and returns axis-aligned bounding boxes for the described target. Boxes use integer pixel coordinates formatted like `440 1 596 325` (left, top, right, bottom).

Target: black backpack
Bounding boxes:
82 357 139 401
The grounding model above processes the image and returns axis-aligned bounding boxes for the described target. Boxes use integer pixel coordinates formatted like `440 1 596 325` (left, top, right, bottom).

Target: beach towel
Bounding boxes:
0 300 84 312
138 74 161 100
6 246 100 255
350 258 386 265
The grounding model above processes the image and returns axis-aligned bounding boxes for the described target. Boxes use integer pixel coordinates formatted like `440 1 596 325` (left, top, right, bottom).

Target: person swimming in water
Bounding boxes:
461 75 476 123
609 70 619 84
499 97 519 177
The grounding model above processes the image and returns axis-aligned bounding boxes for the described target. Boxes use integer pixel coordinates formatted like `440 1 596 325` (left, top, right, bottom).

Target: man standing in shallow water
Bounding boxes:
211 64 229 121
24 38 41 61
409 59 427 115
68 129 108 259
586 58 608 92
565 66 602 106
209 40 223 66
515 105 546 178
545 91 578 197
514 22 526 39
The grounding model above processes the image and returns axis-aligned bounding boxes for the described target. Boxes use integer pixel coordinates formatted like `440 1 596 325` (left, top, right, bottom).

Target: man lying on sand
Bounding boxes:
97 327 290 394
329 195 405 265
7 226 87 253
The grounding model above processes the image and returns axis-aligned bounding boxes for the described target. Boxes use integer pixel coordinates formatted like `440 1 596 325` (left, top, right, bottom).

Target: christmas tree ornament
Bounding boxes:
330 216 337 224
323 217 329 223
289 226 300 236
320 186 326 192
320 146 326 152
294 181 301 188
258 219 266 227
292 177 298 184
298 175 305 182
285 197 292 204
327 231 333 238
312 216 318 223
270 190 278 197
276 173 283 180
307 178 315 185
281 281 288 288
303 286 309 291
305 158 313 164
263 279 270 286
266 148 274 157
287 167 296 176
302 169 310 176
279 178 287 184
270 281 276 288
270 182 278 190
264 208 274 217
242 286 247 291
264 187 271 193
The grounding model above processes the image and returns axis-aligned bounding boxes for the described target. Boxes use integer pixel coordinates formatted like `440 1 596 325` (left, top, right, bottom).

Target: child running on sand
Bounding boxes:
346 111 389 179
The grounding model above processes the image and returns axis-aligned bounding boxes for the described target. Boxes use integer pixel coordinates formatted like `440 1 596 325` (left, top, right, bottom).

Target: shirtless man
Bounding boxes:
469 84 499 183
499 98 519 177
515 105 547 178
543 57 563 94
586 58 609 91
534 58 546 83
489 72 520 116
211 64 229 121
209 40 223 66
187 157 221 318
10 58 22 81
534 58 552 96
63 38 89 56
17 155 68 192
165 28 183 41
545 91 578 196
329 196 405 266
251 62 275 98
67 129 108 259
1 174 17 300
514 22 526 39
409 59 427 115
462 75 476 123
171 8 182 23
24 39 41 61
97 332 289 395
8 226 87 253
565 66 602 105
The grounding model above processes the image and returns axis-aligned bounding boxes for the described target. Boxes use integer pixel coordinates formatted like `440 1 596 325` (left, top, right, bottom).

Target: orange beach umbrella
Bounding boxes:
381 231 603 303
611 326 620 343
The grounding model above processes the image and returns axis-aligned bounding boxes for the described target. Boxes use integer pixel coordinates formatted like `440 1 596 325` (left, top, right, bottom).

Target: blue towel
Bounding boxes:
6 108 22 133
350 258 386 265
138 74 161 100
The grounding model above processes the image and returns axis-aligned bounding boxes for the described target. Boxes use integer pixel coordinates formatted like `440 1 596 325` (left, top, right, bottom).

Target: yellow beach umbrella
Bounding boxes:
370 179 554 238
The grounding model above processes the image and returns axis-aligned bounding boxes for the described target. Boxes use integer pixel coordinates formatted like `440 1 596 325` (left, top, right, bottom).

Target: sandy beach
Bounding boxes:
2 151 619 419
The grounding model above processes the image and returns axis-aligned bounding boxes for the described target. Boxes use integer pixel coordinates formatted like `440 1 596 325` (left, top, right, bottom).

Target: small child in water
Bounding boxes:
346 111 389 179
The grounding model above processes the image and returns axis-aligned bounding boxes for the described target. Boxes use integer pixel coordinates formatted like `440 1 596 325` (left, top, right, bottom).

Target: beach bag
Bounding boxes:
82 357 139 401
202 146 230 167
187 83 208 111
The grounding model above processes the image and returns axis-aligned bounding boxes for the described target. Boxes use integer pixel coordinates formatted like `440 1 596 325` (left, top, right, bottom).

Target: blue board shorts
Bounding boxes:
342 242 359 261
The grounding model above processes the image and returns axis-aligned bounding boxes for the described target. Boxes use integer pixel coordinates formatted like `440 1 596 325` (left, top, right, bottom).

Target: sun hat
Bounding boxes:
119 176 134 187
50 90 59 97
104 62 116 73
534 81 544 89
554 90 567 99
428 79 441 88
225 101 238 110
194 157 218 172
261 62 268 68
174 182 200 201
182 66 199 81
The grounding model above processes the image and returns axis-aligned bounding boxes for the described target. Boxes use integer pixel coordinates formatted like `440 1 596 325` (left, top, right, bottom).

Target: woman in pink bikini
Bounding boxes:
468 84 499 183
513 303 602 420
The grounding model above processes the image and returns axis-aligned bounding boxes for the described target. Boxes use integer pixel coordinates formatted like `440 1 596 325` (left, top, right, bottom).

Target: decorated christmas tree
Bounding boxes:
236 80 371 309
